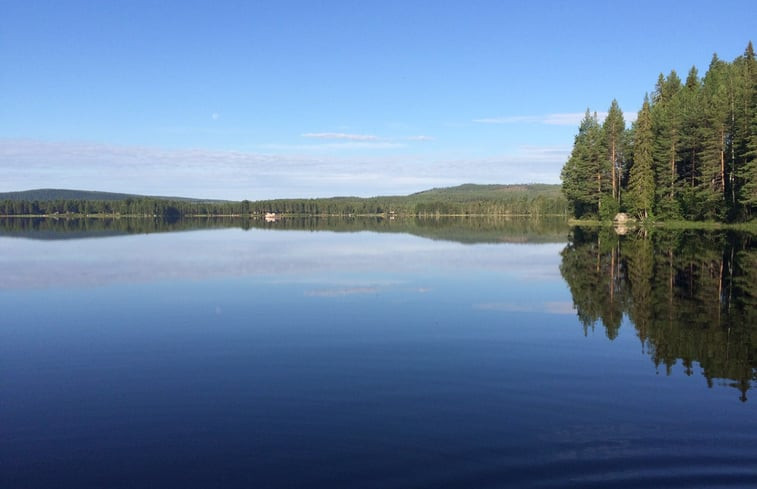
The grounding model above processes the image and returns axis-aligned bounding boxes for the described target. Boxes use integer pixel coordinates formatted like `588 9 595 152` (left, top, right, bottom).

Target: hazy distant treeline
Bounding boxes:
0 184 569 217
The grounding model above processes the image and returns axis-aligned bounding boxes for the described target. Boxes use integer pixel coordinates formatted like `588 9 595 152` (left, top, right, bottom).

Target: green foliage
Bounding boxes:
651 71 683 219
737 42 757 217
0 188 215 203
561 110 607 218
0 184 569 218
561 41 757 223
598 194 619 221
603 100 626 204
627 97 656 219
561 228 757 401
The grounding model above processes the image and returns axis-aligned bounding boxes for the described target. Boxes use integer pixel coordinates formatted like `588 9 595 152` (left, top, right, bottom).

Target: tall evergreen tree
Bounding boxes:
698 54 730 219
628 96 655 219
678 66 705 218
651 71 683 218
603 100 626 205
735 42 757 217
741 101 757 215
561 41 756 223
561 109 606 218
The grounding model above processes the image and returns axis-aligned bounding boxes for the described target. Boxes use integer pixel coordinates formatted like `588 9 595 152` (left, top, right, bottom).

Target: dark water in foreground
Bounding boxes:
1 218 756 488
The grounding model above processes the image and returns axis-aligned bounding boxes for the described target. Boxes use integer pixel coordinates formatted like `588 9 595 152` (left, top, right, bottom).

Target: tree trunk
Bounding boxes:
670 142 676 199
597 173 602 211
720 129 726 198
611 141 617 202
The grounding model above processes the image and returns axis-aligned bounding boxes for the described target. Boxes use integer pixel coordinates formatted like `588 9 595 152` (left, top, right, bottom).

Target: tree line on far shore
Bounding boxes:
0 184 569 218
561 42 757 222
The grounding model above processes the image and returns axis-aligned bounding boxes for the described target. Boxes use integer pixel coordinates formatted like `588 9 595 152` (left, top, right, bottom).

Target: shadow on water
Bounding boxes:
0 215 570 244
561 226 757 402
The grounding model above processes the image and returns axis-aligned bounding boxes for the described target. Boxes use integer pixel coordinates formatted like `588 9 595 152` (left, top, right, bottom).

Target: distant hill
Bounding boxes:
410 183 561 201
0 188 224 203
0 184 567 217
0 184 562 204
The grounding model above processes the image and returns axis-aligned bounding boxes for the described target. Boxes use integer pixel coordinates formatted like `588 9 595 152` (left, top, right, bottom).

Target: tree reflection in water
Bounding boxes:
561 227 757 402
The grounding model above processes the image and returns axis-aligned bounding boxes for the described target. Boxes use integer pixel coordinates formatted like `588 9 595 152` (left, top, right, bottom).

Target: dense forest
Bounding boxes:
560 227 757 401
0 184 568 218
562 42 757 222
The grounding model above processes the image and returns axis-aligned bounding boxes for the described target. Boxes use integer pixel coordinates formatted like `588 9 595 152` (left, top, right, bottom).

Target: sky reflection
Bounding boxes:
0 228 565 291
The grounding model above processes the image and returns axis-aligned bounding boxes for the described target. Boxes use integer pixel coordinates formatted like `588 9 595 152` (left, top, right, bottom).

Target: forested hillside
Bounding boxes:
0 184 568 217
0 188 214 202
561 42 757 222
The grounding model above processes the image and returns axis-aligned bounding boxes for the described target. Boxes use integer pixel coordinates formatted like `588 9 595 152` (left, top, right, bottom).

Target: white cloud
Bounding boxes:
0 139 568 200
302 132 379 141
543 113 599 126
474 111 639 126
473 116 540 124
304 286 379 297
474 113 597 126
260 141 406 151
301 132 435 144
1 232 565 291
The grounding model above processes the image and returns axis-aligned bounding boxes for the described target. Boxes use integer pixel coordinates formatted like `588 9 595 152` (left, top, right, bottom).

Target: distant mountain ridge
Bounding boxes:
0 188 225 203
410 183 562 200
0 184 561 203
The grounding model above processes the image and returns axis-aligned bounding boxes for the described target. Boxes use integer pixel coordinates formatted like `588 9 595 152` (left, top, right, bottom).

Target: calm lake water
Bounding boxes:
1 218 756 488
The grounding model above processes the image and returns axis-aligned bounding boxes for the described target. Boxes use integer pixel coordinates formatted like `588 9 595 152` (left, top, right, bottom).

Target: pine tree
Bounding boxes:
651 71 683 218
735 42 757 216
563 41 757 223
603 100 626 206
678 66 704 218
561 109 606 218
698 54 730 219
628 96 655 219
740 99 757 214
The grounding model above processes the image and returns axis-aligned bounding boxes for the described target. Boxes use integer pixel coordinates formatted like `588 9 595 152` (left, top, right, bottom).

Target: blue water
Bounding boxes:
1 228 755 488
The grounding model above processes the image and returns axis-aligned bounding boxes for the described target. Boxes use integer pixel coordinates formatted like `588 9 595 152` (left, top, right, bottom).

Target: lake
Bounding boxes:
1 217 756 488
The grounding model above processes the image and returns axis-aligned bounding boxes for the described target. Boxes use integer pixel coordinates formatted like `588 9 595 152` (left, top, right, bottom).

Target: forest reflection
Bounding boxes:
561 227 757 401
0 216 569 244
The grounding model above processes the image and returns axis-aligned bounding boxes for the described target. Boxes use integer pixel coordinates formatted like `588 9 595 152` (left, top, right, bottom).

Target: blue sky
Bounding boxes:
1 1 755 200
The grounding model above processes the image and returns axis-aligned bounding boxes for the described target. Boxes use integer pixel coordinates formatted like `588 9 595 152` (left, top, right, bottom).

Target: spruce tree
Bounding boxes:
698 54 730 219
628 96 655 219
651 71 683 218
561 109 605 218
562 41 756 223
678 66 704 218
740 94 757 215
735 42 757 216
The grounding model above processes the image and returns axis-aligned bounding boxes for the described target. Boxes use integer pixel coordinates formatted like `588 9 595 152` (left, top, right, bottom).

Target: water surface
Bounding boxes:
1 219 755 488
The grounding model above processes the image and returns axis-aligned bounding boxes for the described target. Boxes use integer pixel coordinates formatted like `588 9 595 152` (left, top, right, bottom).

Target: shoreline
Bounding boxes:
568 218 757 232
